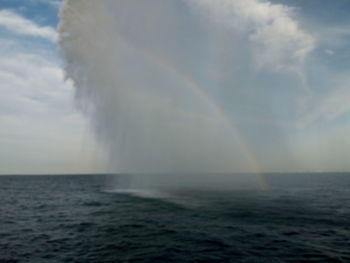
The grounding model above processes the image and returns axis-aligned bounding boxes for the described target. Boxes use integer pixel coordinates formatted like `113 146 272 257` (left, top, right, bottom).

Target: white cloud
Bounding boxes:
0 53 71 116
188 0 315 72
0 47 105 174
296 71 350 128
0 9 57 42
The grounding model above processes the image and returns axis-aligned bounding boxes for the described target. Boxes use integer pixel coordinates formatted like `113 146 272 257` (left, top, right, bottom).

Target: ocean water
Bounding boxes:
0 173 349 263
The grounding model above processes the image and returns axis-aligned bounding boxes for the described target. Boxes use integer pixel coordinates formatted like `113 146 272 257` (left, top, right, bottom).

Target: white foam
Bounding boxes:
105 189 171 200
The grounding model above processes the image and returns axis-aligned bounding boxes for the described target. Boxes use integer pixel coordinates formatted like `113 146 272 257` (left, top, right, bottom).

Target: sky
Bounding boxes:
1 0 350 174
0 0 106 174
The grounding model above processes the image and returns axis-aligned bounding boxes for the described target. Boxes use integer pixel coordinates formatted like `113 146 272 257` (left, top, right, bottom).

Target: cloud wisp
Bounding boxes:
0 9 57 42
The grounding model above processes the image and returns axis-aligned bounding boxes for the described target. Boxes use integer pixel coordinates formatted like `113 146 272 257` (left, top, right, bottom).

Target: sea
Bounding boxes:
0 173 349 263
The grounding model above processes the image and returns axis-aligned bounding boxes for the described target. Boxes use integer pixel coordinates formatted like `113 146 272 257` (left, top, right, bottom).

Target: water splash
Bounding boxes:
58 0 313 188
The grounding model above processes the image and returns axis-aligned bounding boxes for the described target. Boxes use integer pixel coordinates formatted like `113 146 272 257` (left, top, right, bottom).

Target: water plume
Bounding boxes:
58 0 314 188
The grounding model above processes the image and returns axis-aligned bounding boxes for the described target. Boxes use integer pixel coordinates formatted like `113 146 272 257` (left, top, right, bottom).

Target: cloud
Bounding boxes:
298 82 350 127
188 0 315 72
0 9 57 42
0 43 105 174
0 51 77 139
0 53 71 117
187 0 350 133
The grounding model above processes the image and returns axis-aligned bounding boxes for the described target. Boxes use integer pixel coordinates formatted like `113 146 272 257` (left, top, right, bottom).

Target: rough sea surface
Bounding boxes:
0 173 349 263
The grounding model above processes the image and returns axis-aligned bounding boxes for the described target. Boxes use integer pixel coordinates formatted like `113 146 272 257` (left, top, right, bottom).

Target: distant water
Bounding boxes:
1 173 349 263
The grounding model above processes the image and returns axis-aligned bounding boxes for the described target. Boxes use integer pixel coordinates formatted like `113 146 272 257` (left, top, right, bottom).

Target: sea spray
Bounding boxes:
58 0 313 186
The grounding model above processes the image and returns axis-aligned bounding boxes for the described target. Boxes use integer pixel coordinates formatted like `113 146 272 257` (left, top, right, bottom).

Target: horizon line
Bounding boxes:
0 171 349 176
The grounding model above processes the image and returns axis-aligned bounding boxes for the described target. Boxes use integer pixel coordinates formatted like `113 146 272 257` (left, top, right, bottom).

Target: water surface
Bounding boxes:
0 173 349 262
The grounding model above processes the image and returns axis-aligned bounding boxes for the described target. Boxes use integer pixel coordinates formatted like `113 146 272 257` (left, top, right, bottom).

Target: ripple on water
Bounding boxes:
1 175 350 262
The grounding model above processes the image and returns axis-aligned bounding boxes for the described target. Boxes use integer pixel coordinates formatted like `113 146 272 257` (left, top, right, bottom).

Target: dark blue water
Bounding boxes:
0 173 349 262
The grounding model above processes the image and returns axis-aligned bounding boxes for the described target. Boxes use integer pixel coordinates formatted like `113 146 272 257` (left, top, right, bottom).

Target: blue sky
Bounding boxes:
1 0 350 174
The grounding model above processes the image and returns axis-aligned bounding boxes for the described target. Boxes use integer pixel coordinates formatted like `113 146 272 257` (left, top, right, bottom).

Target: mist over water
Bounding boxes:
58 0 315 187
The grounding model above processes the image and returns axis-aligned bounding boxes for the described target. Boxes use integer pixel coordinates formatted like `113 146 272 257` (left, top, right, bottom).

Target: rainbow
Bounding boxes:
93 29 268 189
